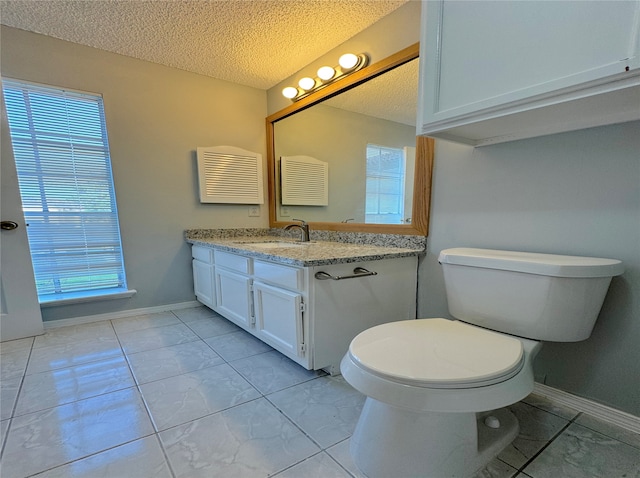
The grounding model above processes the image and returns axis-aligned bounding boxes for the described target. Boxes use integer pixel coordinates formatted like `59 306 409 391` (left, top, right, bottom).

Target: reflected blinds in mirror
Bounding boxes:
280 155 328 206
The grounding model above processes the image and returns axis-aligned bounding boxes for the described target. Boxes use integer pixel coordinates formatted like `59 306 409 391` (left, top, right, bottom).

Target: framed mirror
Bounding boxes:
266 43 433 235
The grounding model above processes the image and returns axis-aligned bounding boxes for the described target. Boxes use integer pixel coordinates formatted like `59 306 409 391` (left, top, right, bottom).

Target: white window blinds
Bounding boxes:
2 79 128 302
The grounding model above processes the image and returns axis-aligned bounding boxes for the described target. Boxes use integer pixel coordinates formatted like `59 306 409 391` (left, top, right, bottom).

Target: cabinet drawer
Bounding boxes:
254 260 303 291
214 250 251 274
192 245 213 264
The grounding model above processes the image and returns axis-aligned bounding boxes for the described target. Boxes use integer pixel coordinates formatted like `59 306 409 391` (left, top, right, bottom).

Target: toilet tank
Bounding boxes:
438 248 624 342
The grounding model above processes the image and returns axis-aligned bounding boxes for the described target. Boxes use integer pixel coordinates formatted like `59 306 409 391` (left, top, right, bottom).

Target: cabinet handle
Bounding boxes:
314 267 378 281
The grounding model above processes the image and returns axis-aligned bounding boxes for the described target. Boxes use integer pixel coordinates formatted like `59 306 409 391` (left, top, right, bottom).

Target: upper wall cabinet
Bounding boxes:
418 0 640 146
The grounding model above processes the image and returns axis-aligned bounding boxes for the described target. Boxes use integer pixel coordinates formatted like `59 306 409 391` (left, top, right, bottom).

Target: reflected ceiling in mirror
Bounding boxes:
266 43 433 236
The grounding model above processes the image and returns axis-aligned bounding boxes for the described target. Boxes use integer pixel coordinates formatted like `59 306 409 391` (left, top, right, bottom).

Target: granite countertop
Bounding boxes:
186 230 425 267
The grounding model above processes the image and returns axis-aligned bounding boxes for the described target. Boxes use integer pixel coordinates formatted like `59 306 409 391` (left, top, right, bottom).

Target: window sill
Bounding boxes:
39 289 137 308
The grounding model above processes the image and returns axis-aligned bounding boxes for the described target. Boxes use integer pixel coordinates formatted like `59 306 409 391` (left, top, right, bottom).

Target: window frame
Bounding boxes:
2 78 134 306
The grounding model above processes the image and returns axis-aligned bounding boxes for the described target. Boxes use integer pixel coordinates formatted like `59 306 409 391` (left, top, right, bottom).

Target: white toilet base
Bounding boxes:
350 398 519 478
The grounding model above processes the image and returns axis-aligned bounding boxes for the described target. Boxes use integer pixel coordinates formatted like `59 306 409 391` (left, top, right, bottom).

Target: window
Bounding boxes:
3 79 128 304
365 144 406 224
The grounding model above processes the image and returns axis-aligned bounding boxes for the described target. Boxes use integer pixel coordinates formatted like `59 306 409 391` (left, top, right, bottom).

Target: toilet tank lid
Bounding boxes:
438 248 624 278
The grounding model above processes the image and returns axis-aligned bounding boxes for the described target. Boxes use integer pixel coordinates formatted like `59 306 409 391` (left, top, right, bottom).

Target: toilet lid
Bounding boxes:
348 319 525 389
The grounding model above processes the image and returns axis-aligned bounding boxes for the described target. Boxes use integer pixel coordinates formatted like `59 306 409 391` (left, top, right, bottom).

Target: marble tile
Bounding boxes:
230 350 322 394
25 337 123 375
205 330 273 362
575 413 640 449
0 347 30 380
326 439 367 478
127 339 225 384
1 377 21 420
111 311 181 335
1 418 9 449
267 375 365 448
1 388 154 478
160 398 319 477
327 434 521 478
33 321 116 349
34 435 172 478
184 315 241 339
273 452 351 478
15 356 135 416
523 422 640 477
117 323 199 354
0 337 34 355
140 363 261 431
522 393 580 420
472 458 519 478
172 306 220 323
498 402 570 469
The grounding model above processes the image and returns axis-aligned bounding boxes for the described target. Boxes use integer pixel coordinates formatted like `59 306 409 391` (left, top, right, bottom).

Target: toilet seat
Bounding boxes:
347 318 524 389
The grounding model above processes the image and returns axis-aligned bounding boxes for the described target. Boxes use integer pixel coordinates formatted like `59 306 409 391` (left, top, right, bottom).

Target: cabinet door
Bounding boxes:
419 0 640 145
253 280 304 358
192 260 215 309
424 1 639 119
214 268 253 328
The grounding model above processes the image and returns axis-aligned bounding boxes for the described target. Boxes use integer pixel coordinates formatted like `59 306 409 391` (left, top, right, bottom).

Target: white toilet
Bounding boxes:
341 247 624 478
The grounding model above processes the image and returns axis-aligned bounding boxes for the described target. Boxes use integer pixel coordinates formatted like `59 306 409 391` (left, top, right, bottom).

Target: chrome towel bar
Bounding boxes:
314 267 378 281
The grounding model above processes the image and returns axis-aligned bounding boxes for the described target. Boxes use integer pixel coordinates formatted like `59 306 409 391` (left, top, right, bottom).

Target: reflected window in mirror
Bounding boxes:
365 144 407 225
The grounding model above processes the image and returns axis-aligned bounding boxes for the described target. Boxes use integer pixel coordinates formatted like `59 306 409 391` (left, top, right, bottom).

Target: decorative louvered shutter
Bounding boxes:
197 146 264 204
280 155 328 206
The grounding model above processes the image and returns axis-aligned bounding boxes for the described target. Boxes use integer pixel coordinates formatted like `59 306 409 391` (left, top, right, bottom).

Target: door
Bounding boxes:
214 268 252 328
253 280 304 358
193 260 215 309
1 92 43 341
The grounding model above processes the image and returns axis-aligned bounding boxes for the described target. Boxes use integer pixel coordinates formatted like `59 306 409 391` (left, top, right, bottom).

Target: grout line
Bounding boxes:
0 337 36 460
153 433 178 478
516 419 573 474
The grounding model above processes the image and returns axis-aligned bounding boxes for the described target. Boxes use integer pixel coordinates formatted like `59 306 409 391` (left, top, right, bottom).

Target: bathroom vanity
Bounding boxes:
187 231 422 374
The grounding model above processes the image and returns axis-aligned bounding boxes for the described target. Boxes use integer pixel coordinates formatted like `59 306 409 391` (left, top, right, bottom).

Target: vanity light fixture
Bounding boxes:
282 53 369 101
317 66 336 81
298 77 316 91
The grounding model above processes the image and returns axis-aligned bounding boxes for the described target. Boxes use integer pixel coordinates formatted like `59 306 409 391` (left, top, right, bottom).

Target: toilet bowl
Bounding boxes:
341 319 542 478
341 248 624 478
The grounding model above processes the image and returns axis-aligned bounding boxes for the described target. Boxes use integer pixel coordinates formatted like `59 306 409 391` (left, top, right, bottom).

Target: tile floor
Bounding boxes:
1 306 639 477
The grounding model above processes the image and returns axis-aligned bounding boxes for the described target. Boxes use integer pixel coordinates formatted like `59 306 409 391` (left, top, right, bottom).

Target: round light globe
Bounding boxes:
282 86 298 99
339 53 359 70
298 77 316 91
317 66 335 81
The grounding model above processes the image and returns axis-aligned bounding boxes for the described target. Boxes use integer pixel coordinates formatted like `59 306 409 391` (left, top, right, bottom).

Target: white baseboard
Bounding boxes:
534 382 640 434
43 300 201 329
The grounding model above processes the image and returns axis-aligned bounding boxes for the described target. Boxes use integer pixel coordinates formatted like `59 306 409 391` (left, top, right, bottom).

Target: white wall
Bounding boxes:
1 26 268 321
420 121 640 415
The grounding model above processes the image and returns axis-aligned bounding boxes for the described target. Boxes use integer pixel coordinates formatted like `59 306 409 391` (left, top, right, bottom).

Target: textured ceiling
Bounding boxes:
0 0 408 90
325 57 418 126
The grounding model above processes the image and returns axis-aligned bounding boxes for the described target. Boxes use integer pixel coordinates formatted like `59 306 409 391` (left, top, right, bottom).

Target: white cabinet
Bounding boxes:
192 246 215 308
310 258 418 374
253 280 304 357
190 244 418 374
418 0 640 146
252 259 306 362
213 250 253 329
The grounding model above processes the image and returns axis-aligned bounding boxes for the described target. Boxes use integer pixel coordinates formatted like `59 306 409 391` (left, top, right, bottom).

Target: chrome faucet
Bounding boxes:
285 218 310 242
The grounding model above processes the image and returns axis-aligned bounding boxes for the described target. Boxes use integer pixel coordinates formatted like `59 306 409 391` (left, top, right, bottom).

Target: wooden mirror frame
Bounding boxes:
266 43 433 236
